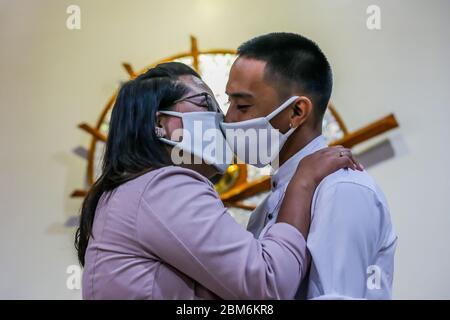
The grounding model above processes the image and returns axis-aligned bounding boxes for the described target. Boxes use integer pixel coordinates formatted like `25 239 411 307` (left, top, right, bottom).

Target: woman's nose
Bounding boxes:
224 110 235 123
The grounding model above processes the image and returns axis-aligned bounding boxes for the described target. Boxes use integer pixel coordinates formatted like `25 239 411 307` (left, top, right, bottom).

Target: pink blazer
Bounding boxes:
82 166 307 299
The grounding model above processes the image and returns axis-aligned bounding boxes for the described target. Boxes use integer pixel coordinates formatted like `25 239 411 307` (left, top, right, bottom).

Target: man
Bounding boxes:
222 33 397 299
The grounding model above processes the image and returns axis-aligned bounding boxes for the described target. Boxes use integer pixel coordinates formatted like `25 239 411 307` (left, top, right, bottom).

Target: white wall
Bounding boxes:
0 0 449 299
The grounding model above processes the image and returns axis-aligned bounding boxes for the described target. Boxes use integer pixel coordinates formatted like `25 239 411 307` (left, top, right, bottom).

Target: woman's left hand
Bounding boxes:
294 146 364 189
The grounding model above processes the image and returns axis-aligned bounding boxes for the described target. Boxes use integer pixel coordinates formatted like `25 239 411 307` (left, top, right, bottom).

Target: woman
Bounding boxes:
75 62 360 299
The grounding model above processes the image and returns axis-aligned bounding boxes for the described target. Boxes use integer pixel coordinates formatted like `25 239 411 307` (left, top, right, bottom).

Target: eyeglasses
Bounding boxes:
173 92 222 113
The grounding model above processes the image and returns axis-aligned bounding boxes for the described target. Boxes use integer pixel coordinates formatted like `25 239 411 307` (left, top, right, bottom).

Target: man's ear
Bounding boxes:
290 96 313 128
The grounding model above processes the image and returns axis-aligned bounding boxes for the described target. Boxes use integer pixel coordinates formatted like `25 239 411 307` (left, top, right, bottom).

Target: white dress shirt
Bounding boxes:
247 135 397 299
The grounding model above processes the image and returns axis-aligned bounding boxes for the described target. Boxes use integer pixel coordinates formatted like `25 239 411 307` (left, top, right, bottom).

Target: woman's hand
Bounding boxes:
295 146 364 189
277 146 363 239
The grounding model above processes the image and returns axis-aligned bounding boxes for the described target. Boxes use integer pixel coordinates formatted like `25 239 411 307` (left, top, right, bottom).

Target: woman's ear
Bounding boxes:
290 96 313 128
156 111 162 125
155 112 166 138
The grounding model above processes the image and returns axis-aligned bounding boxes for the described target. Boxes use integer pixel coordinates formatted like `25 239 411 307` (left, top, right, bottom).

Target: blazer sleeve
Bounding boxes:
135 166 307 300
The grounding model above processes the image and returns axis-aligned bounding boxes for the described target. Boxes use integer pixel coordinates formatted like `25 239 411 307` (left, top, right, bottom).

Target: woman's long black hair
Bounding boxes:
75 63 200 266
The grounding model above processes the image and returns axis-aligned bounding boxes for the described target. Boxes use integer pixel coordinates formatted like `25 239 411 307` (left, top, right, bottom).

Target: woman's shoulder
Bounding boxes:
136 166 222 220
139 165 213 186
135 166 216 200
111 166 214 205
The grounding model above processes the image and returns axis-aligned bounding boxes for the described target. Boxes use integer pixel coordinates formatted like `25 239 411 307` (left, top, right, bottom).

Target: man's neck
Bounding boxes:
278 130 322 167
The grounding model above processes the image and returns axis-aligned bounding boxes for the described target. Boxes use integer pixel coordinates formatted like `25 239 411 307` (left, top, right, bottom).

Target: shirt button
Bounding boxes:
268 213 273 220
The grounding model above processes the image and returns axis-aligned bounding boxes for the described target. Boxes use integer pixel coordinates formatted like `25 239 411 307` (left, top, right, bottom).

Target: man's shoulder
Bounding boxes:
311 168 397 251
314 168 389 210
319 168 380 195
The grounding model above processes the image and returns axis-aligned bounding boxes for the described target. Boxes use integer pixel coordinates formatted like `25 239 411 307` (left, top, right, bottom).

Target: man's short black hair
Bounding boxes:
237 32 332 122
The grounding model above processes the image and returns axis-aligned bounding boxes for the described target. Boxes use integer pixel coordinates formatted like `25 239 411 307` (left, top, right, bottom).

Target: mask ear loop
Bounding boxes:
284 122 298 136
265 96 300 121
158 110 183 117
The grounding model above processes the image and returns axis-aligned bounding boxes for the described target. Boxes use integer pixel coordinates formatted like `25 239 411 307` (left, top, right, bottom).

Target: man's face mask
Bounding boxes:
157 93 234 174
220 96 299 168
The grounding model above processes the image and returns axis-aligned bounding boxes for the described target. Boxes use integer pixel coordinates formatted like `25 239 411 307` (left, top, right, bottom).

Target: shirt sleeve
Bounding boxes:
306 181 385 299
136 167 308 300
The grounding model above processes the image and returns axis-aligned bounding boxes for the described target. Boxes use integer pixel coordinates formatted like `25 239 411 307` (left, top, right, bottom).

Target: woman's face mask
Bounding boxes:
220 96 299 168
157 93 234 174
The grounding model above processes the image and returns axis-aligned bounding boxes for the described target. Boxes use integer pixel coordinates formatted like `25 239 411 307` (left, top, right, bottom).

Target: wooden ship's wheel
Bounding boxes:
72 36 399 224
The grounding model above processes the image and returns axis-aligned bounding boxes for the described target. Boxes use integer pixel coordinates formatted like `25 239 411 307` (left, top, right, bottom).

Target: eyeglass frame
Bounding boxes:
173 92 223 114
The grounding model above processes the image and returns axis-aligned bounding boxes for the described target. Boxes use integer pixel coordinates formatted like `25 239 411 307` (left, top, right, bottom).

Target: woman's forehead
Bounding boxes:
179 75 213 95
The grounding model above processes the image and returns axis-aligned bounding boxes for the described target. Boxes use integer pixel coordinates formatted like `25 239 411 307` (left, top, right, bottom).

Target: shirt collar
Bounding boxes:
271 135 328 190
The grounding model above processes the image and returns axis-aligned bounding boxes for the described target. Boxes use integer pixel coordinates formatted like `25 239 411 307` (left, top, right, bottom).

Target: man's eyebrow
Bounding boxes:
225 91 254 98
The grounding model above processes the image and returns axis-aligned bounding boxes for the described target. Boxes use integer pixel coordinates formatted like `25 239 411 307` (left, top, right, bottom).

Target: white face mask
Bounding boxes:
220 96 299 168
157 110 234 174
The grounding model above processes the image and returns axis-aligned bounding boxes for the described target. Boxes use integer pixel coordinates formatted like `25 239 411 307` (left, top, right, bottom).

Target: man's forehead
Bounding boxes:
227 57 268 95
234 56 266 70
